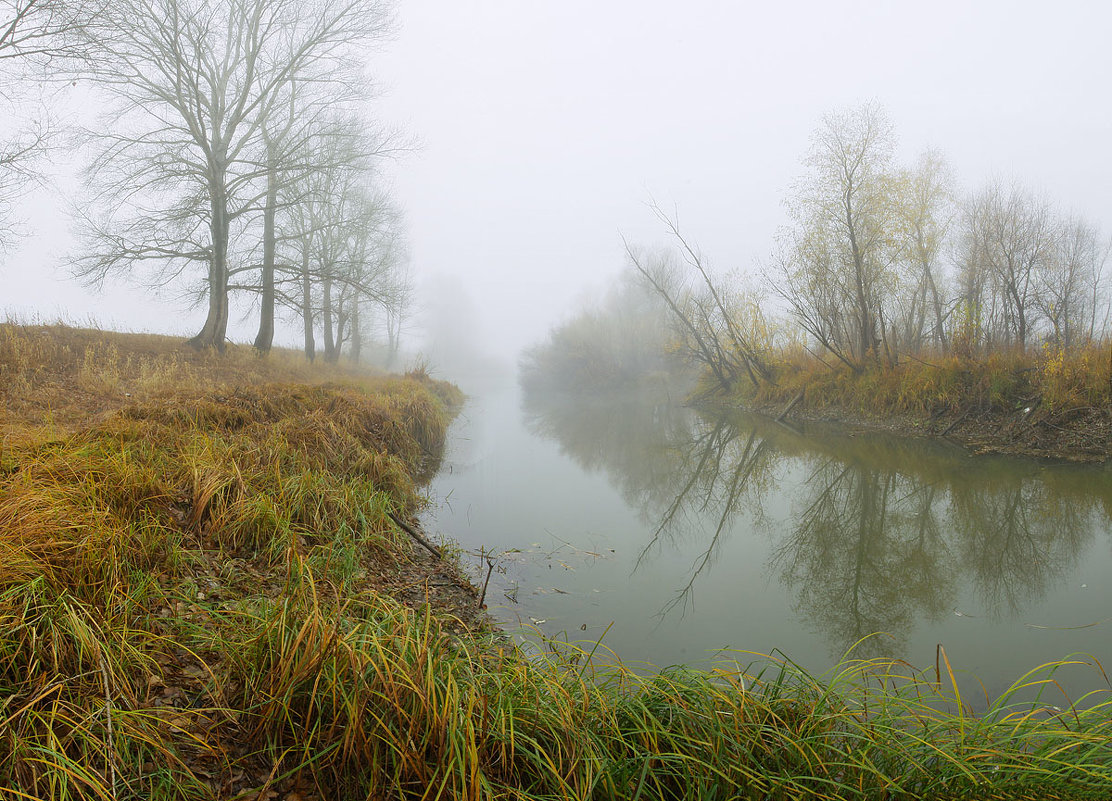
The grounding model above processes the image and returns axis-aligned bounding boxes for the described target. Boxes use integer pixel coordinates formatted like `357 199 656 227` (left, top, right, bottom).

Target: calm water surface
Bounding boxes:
425 378 1112 702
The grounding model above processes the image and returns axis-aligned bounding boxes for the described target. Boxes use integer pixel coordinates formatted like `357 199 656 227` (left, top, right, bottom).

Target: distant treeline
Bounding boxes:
519 272 691 396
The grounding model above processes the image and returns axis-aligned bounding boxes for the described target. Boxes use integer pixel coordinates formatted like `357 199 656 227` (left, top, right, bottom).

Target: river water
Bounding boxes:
424 376 1112 703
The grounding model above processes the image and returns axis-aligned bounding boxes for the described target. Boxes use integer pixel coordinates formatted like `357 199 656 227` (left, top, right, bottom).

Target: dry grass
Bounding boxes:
745 344 1112 422
0 323 461 433
0 323 473 799
2 324 1110 799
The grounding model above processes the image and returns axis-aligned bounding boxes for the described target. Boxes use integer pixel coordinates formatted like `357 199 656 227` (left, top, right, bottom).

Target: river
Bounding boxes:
425 375 1112 703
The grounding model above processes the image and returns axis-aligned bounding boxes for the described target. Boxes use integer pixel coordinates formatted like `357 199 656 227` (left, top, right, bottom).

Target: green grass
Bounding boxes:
1 325 1111 799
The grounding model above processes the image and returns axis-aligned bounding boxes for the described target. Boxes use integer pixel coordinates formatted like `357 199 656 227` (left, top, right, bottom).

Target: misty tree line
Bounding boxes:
630 103 1111 390
518 270 686 395
1 0 409 361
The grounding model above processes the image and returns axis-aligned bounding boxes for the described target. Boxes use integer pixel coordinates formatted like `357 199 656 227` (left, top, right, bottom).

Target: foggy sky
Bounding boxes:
6 0 1111 365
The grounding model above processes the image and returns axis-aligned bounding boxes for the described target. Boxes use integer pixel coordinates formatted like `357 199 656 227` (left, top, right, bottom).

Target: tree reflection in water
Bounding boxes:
523 388 779 614
773 460 956 658
521 387 1107 660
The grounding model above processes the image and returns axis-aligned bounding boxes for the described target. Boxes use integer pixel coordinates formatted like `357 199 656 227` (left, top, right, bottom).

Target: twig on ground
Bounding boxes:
940 413 967 437
98 656 118 799
387 511 443 559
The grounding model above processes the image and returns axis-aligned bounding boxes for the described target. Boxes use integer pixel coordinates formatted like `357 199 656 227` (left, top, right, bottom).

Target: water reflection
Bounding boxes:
522 389 1109 660
775 460 956 658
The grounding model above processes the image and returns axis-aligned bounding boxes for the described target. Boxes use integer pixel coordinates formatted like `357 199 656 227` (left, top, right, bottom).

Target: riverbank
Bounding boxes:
0 324 487 798
3 325 1111 799
743 397 1112 462
730 346 1112 462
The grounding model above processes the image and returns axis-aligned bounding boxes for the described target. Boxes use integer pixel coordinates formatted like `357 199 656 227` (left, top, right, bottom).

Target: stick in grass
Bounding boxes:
99 656 118 799
387 511 443 559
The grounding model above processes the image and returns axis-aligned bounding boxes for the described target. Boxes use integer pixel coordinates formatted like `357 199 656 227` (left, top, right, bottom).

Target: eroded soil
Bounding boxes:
760 401 1112 463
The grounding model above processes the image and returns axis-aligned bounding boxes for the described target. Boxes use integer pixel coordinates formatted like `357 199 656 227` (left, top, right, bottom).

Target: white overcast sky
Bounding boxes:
6 0 1111 362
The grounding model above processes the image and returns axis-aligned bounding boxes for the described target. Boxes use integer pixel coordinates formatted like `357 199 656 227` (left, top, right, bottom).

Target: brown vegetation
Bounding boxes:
739 343 1112 461
0 324 452 431
0 324 480 799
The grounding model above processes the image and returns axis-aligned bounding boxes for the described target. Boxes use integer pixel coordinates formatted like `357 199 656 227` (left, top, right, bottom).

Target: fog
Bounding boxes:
5 0 1111 371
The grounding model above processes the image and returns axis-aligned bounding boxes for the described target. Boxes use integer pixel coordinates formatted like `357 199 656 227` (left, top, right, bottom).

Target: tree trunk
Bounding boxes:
385 306 399 368
845 198 876 363
189 173 230 351
925 267 947 352
253 150 278 354
334 292 349 356
301 250 315 361
322 275 336 362
335 310 348 354
349 302 362 364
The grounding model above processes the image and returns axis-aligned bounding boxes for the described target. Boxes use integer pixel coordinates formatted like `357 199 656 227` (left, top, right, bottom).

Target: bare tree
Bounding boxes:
888 149 955 352
71 0 391 350
0 121 43 251
242 39 406 355
1 0 93 62
626 205 774 391
1034 216 1109 347
779 102 898 369
269 127 353 361
255 117 406 363
334 193 407 360
955 181 1057 351
246 108 392 354
379 260 412 366
772 228 865 371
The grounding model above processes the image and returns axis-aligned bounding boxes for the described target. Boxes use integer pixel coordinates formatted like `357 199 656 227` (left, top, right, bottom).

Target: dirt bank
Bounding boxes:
750 399 1112 463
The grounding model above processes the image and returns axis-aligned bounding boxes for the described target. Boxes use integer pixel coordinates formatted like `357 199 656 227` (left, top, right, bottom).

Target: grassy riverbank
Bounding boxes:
2 325 1111 799
732 344 1112 461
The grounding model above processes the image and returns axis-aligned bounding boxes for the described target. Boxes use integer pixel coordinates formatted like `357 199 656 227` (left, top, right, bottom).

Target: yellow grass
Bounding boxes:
745 343 1112 421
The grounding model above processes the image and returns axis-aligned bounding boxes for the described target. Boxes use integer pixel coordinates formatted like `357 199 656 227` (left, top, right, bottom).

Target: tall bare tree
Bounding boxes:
243 43 405 355
250 115 406 363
